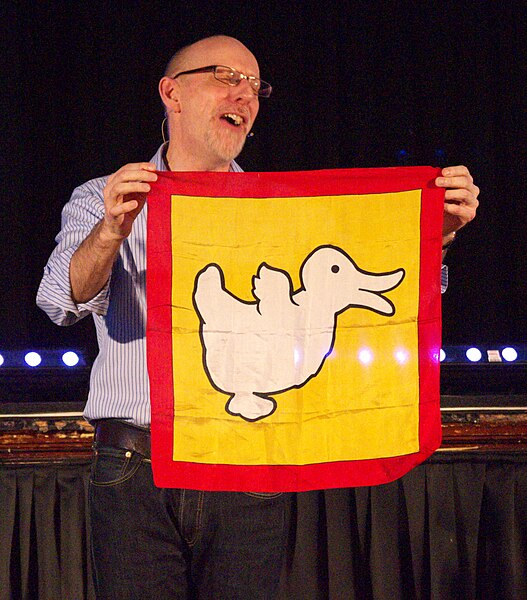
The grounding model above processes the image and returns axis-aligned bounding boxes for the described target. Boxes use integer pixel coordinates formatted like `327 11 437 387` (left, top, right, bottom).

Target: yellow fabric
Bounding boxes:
169 190 422 466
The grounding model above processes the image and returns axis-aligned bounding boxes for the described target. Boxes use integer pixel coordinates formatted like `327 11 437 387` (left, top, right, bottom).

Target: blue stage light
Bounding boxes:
0 353 4 366
466 347 482 362
397 149 410 164
502 347 518 362
24 352 42 367
439 349 446 362
62 351 80 367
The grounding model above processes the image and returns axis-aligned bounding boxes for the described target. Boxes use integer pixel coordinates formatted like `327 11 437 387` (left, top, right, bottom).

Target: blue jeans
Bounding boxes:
88 444 291 599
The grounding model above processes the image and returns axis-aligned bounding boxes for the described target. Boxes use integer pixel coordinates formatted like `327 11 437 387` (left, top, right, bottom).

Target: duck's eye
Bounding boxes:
331 265 340 273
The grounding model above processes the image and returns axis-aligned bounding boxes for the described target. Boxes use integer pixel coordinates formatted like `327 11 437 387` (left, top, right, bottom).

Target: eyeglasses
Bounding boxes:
171 65 272 98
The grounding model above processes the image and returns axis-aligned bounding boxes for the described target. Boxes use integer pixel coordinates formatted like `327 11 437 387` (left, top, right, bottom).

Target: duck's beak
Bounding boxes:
350 268 405 316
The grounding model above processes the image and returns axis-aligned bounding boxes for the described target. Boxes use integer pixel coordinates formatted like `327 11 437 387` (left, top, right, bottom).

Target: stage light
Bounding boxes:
440 349 446 362
397 149 410 165
466 347 482 362
62 351 80 367
0 353 4 366
358 348 373 365
394 349 409 364
24 352 42 367
294 348 301 366
502 347 518 362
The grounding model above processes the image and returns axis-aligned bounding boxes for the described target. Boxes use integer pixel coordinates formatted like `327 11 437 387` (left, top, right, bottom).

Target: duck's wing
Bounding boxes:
252 263 296 315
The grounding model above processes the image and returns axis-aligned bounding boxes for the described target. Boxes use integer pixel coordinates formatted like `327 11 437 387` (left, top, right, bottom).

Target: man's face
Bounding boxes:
172 38 261 170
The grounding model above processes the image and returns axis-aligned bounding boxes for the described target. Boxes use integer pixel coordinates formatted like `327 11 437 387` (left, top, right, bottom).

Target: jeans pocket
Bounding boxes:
90 445 143 487
242 491 284 499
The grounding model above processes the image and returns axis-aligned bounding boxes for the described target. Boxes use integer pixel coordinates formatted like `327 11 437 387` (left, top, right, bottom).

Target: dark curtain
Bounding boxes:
2 455 526 600
280 454 527 599
0 463 94 600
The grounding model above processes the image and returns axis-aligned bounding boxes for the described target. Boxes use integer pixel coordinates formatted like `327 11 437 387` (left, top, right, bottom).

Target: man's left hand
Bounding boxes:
435 165 479 240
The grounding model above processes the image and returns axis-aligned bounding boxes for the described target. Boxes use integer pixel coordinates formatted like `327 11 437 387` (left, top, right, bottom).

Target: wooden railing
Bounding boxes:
1 407 527 464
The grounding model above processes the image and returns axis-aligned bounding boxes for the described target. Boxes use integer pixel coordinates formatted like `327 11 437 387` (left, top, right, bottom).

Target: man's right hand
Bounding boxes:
70 162 158 304
102 162 158 240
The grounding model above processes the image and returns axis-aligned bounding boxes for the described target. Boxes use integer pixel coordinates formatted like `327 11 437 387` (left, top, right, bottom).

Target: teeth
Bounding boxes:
223 113 243 126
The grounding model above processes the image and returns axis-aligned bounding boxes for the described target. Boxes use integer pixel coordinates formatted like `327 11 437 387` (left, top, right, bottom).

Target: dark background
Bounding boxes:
2 1 525 361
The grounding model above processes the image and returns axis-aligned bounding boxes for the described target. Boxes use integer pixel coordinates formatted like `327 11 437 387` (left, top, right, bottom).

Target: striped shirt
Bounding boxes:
37 144 242 426
37 145 447 426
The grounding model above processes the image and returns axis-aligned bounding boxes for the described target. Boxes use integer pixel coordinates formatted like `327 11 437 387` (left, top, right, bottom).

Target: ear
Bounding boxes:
158 76 181 114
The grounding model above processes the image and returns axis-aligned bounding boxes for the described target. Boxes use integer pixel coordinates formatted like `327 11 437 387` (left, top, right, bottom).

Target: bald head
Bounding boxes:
164 35 259 78
159 35 262 172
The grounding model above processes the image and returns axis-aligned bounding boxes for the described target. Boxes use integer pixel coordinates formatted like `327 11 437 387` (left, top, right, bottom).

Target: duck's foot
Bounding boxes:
226 393 277 422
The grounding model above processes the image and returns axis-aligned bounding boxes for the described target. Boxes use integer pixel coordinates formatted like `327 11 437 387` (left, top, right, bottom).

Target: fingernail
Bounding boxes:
443 169 451 176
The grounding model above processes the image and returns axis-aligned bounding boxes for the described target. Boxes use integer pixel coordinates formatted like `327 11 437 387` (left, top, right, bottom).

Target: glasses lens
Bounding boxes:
257 81 272 97
214 66 240 85
214 66 272 97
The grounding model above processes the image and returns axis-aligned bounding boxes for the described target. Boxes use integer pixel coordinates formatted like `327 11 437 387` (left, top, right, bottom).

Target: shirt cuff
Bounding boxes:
37 245 111 325
441 264 448 294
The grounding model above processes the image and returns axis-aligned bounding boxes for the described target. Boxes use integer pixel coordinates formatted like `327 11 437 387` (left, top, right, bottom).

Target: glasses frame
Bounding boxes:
171 65 272 98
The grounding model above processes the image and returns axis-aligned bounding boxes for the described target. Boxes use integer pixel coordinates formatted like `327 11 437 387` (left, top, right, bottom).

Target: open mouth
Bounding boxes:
221 113 244 127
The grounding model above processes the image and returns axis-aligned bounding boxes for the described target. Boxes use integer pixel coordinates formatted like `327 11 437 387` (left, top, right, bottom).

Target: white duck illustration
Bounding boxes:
193 245 405 422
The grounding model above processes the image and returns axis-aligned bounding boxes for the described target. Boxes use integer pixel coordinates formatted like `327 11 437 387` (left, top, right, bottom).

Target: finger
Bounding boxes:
111 169 158 186
107 164 158 187
444 188 479 206
436 174 474 190
117 162 157 174
106 182 152 202
441 165 471 178
443 202 477 222
108 199 141 218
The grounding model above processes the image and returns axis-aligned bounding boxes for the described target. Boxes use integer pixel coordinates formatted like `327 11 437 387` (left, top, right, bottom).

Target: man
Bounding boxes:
37 35 479 599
